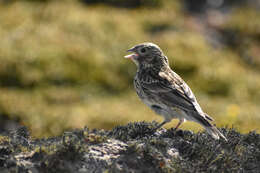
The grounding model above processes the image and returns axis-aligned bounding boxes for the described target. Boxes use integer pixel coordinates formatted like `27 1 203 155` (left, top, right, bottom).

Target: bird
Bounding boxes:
124 42 227 141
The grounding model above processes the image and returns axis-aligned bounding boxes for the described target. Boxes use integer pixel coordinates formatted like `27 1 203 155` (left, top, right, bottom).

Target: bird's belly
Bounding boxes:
137 88 189 121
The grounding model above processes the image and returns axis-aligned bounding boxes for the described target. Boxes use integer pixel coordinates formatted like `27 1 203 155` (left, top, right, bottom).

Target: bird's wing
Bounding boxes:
140 68 203 113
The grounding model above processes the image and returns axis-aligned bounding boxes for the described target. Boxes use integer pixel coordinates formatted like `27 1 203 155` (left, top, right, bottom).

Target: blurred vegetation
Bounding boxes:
0 0 259 137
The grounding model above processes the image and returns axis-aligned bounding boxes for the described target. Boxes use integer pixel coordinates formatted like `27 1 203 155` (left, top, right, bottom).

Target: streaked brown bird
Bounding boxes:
125 42 227 141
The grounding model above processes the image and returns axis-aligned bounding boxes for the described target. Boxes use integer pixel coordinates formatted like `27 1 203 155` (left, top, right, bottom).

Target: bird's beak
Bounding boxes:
127 47 135 52
124 47 138 59
124 53 138 59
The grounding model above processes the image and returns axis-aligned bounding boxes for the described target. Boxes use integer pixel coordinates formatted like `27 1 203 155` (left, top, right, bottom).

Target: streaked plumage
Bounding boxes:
125 42 227 141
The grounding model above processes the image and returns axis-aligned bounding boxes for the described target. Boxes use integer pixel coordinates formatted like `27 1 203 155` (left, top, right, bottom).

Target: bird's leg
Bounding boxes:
174 119 184 130
153 120 168 131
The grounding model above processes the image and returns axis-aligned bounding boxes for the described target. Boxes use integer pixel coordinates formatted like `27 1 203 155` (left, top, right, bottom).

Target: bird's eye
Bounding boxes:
140 48 146 53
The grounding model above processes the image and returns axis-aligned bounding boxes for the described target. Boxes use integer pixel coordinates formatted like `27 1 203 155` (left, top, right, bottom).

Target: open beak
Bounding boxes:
124 48 138 59
124 54 138 59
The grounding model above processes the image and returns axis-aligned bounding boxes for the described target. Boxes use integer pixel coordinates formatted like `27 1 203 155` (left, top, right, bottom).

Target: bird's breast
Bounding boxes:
134 75 159 106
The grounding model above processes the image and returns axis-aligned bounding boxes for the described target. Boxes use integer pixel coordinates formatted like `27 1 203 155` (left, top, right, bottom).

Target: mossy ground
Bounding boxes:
0 122 259 172
0 0 259 138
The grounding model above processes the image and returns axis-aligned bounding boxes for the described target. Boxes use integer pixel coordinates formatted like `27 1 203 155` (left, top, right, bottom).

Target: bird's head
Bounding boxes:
124 42 169 69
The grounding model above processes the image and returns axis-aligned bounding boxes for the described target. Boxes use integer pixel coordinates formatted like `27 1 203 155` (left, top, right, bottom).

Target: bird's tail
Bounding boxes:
191 112 227 141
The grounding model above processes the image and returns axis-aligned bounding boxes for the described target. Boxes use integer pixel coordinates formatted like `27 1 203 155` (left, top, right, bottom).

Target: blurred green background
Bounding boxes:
0 0 259 137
